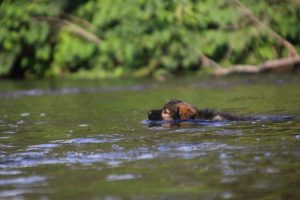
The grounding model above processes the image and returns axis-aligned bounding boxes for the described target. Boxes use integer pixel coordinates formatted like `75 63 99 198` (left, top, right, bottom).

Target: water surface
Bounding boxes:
0 75 300 199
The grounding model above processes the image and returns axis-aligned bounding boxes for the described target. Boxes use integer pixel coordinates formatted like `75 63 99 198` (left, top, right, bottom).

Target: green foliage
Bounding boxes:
0 0 299 79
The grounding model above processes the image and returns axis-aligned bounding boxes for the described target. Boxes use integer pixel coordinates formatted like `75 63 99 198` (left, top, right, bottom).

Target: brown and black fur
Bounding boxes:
148 99 248 121
161 99 199 120
197 109 247 121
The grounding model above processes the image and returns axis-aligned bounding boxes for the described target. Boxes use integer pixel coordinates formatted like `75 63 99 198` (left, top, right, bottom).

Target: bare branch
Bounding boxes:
199 53 222 69
214 56 300 76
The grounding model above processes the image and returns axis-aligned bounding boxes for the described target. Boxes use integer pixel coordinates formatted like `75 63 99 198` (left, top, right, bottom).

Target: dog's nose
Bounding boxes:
148 110 162 120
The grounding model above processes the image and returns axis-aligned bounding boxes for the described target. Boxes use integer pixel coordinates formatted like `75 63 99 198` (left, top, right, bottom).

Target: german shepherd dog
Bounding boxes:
148 99 248 121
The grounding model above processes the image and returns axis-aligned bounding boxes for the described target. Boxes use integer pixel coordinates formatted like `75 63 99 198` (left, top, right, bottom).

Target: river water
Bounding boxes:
0 75 300 199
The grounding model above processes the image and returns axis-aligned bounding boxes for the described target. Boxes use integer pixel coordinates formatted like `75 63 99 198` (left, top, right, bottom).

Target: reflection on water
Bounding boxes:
0 85 147 98
106 174 140 181
143 114 294 128
0 76 300 199
0 188 46 198
0 176 46 186
2 140 243 168
0 175 48 199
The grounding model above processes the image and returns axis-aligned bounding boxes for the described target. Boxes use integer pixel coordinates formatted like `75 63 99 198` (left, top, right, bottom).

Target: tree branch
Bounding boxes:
231 0 298 57
60 12 98 33
214 56 300 76
33 16 101 45
199 53 222 69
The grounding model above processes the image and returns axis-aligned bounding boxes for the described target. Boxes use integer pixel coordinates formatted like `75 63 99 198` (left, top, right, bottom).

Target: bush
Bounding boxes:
0 0 299 79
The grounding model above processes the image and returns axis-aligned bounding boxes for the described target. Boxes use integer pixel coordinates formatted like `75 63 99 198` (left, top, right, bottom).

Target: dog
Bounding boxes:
148 99 248 121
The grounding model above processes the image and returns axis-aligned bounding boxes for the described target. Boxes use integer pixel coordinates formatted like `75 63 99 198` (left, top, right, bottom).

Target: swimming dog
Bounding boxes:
148 99 247 121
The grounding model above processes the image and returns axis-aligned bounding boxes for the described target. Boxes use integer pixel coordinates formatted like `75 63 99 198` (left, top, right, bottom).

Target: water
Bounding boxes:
0 75 300 199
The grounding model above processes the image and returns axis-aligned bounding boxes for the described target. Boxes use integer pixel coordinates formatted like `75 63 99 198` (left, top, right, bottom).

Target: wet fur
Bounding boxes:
198 109 248 121
150 99 248 121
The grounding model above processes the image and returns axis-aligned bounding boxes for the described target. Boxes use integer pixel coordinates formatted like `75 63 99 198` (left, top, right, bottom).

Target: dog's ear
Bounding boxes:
178 103 198 120
172 106 181 120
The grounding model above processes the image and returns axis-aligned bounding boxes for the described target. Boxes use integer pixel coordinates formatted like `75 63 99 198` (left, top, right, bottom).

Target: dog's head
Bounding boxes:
161 99 182 120
161 99 199 120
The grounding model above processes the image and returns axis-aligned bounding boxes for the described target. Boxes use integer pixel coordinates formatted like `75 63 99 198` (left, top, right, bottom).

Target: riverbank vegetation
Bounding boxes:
1 0 299 79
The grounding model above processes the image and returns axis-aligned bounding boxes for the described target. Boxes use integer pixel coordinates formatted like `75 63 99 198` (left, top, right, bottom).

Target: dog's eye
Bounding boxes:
162 109 170 114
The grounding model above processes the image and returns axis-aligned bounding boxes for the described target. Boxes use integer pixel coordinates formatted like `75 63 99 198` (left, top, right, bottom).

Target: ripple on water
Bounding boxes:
0 170 22 175
295 135 300 140
0 177 47 199
170 128 208 133
0 139 243 168
27 143 60 150
61 137 112 144
106 173 140 181
0 134 128 168
0 189 46 198
0 136 11 140
215 129 244 135
1 131 16 134
79 124 89 127
0 144 14 148
0 122 249 168
158 142 232 153
60 134 123 144
0 85 146 97
143 119 230 128
0 176 46 186
20 113 30 117
254 115 294 122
